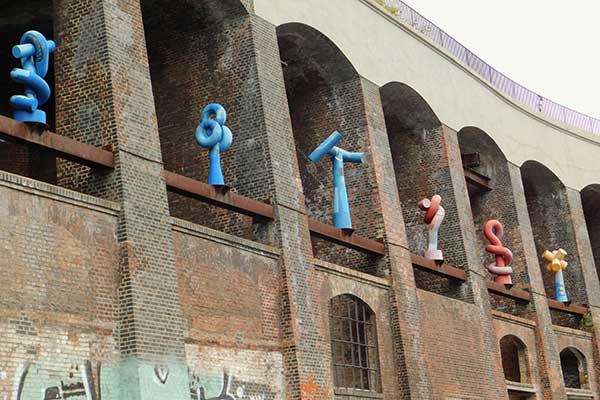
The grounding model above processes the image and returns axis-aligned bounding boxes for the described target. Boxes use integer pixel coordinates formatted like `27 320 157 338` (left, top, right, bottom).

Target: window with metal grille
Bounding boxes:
329 294 381 393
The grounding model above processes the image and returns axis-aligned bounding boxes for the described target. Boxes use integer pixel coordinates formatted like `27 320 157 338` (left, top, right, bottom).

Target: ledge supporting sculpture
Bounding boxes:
543 248 569 303
308 131 365 230
195 103 233 186
10 30 56 124
418 194 445 263
484 219 513 286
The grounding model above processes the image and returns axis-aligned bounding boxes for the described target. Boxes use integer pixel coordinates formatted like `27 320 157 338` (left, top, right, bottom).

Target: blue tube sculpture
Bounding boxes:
308 131 365 230
10 31 56 124
195 104 233 186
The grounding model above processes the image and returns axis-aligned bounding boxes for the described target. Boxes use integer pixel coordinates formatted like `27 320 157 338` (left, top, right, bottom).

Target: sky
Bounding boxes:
399 0 600 119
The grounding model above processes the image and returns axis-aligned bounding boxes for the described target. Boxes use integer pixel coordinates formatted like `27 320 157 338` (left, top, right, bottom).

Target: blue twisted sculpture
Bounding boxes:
309 131 365 230
195 104 233 186
10 31 56 124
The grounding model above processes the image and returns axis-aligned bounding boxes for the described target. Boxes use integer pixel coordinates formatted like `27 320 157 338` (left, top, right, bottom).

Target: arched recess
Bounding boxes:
141 0 270 240
328 294 382 393
521 161 588 326
277 23 384 274
560 347 590 389
499 335 530 384
0 0 56 182
459 128 529 315
381 82 466 297
581 184 600 281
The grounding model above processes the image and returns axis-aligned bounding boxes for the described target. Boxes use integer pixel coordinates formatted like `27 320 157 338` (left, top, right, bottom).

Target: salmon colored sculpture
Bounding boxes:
542 248 569 303
484 220 513 286
418 194 445 263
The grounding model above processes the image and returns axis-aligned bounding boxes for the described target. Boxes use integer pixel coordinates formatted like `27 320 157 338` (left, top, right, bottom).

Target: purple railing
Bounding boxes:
380 0 600 134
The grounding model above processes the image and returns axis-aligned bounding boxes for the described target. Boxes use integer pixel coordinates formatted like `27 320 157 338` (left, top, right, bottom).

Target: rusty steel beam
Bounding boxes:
308 219 385 255
547 299 588 316
162 170 274 220
0 115 114 169
486 281 532 302
461 152 481 168
410 253 467 281
464 167 492 192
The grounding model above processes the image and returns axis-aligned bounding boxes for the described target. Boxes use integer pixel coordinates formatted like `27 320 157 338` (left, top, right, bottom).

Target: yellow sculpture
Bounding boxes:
542 248 569 303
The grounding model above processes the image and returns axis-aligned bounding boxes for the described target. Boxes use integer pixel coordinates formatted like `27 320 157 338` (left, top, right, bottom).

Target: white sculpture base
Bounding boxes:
425 249 444 264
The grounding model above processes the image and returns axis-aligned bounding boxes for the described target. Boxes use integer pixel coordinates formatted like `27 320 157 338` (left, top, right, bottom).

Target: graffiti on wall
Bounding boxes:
190 368 274 400
13 361 98 400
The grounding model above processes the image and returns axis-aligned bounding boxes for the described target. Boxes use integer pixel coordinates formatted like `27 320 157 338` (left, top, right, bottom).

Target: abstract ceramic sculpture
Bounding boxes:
10 30 56 124
484 219 514 286
195 103 233 186
418 194 445 263
308 131 365 230
542 248 569 303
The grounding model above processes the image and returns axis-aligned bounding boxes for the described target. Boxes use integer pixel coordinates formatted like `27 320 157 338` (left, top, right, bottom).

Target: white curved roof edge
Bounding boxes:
254 0 600 191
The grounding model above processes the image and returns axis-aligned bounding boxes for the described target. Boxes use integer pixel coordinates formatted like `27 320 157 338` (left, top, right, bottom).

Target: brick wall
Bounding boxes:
417 289 504 399
458 128 533 317
521 161 588 327
0 174 119 398
142 0 270 241
581 185 600 282
380 83 471 300
278 24 385 273
0 4 56 182
554 327 598 393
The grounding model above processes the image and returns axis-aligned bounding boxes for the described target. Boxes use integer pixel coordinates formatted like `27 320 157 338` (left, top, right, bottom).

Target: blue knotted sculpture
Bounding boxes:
309 131 365 230
195 104 233 186
10 31 56 124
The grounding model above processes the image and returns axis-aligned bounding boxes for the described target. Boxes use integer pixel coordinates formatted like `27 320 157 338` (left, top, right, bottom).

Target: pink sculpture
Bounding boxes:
484 220 513 286
418 194 445 263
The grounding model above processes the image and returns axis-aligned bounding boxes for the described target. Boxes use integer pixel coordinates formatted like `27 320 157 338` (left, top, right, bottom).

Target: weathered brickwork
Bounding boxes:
521 161 589 328
1 1 600 399
0 175 120 398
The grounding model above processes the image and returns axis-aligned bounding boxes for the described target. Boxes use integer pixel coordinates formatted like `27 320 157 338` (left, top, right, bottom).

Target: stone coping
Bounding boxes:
492 310 537 328
552 324 594 339
0 170 120 216
313 258 391 289
171 217 281 259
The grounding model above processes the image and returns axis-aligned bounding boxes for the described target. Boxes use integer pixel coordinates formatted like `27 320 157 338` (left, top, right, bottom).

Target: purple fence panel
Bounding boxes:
380 0 599 134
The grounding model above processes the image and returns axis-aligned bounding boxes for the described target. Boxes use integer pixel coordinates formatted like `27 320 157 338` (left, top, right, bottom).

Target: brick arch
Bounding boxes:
560 346 590 389
499 334 531 384
459 127 530 313
380 82 471 298
581 184 600 282
140 0 272 240
0 0 56 183
277 22 384 273
521 161 589 322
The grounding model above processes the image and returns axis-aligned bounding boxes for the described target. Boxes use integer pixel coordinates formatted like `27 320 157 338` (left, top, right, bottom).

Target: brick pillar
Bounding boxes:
54 0 189 398
507 162 567 399
441 125 509 399
361 78 433 398
565 188 600 385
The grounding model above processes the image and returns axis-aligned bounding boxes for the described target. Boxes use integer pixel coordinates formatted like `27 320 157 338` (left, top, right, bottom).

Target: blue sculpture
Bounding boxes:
10 31 56 124
195 104 233 186
309 131 365 230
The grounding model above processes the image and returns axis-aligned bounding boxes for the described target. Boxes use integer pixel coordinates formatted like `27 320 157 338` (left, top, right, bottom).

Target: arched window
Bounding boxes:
560 347 589 389
499 335 530 383
329 294 381 393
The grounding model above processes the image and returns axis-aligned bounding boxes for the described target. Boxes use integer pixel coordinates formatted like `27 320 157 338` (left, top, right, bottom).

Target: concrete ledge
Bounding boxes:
505 380 537 394
553 324 594 339
565 388 595 399
313 258 391 289
171 217 281 259
492 310 537 328
0 170 120 216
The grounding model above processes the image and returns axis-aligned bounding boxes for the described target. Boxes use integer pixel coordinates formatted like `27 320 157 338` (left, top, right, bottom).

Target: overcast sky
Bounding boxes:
400 0 600 119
